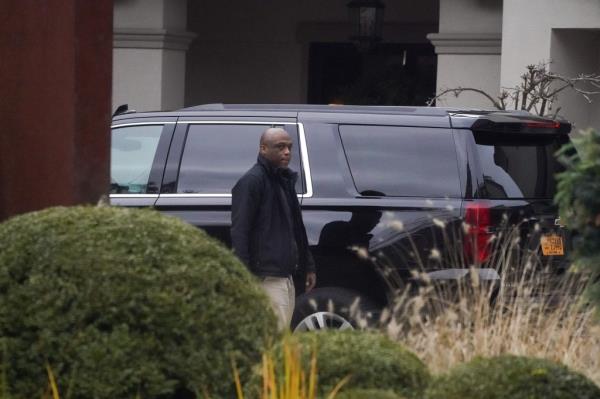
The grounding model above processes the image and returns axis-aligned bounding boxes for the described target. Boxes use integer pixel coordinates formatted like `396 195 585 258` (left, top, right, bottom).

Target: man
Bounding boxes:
231 127 316 329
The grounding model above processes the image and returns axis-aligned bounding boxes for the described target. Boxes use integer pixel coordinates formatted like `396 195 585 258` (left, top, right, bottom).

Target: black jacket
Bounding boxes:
231 156 316 277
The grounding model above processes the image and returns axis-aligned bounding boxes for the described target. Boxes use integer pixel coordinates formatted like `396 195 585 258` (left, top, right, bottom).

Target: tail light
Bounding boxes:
525 121 561 130
471 118 571 135
463 201 493 264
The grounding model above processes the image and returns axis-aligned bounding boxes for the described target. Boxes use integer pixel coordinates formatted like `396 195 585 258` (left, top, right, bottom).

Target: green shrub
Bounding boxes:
253 331 429 399
336 388 404 399
555 128 600 310
425 355 600 399
0 206 279 399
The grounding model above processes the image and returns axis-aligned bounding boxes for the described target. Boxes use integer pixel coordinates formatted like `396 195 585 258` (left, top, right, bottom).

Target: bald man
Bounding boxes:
231 128 316 329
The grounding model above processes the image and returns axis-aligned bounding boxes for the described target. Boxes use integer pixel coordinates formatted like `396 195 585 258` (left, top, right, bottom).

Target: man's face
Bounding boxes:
260 130 293 168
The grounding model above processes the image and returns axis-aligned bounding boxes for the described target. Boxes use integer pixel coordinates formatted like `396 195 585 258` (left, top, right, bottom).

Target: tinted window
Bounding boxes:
177 124 303 194
111 125 164 194
339 125 460 197
474 133 568 199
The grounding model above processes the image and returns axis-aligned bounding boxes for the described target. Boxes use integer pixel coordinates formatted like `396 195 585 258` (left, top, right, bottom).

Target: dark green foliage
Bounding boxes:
0 206 279 398
425 355 600 399
259 331 429 399
555 129 600 311
336 388 404 399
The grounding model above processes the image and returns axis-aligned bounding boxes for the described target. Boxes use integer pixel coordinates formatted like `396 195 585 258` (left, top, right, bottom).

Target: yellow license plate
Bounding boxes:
541 234 564 256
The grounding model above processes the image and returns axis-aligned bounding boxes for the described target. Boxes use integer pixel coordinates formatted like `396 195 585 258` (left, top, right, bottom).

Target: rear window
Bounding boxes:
339 125 460 198
474 133 569 199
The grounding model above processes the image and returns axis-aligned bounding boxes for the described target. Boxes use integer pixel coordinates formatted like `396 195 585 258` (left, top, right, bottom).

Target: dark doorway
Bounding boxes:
307 43 436 106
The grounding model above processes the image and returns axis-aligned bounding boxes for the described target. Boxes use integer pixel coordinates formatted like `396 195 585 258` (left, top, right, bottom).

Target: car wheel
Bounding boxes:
292 287 380 332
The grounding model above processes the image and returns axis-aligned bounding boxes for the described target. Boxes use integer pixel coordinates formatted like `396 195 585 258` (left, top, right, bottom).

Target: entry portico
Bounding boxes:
113 0 600 131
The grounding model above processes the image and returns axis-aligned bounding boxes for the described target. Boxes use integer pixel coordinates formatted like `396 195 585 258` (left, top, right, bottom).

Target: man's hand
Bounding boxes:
305 272 317 292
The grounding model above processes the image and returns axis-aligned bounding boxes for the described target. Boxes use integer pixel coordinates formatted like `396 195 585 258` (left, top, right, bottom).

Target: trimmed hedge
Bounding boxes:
336 388 404 399
425 355 600 399
0 206 279 398
257 331 429 399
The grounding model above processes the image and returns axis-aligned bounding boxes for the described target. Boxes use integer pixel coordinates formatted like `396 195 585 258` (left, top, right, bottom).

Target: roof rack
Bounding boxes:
112 104 137 117
181 103 226 111
179 103 457 116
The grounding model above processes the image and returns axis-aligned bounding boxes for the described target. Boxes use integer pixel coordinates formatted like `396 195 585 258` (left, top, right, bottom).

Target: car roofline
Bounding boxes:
112 104 569 133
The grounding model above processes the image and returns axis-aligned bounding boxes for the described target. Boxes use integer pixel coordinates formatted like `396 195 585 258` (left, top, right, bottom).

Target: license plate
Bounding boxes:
541 234 564 256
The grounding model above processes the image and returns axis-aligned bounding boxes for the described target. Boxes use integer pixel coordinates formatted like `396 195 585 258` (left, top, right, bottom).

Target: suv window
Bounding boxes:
474 132 569 199
111 125 164 194
177 124 304 194
339 125 460 198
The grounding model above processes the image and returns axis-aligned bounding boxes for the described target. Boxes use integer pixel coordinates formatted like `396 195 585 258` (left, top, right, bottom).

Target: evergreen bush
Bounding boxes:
0 206 279 398
556 128 600 311
425 355 600 399
254 331 429 399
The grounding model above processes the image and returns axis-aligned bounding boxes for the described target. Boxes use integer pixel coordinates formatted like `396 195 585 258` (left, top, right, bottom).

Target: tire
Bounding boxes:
291 287 380 332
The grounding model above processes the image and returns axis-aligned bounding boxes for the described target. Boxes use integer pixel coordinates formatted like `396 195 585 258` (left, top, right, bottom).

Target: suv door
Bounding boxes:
296 114 462 307
110 119 176 207
154 117 308 247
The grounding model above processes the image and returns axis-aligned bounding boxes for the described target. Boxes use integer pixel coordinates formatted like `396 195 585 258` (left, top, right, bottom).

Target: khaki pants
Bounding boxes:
261 276 295 330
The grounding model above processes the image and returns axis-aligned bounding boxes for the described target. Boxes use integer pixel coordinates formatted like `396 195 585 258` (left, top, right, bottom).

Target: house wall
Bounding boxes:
113 0 600 127
185 0 439 106
502 0 600 130
501 0 600 88
550 30 600 132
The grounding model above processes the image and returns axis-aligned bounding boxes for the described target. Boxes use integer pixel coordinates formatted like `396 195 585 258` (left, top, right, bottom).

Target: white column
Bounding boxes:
112 0 195 112
427 0 503 108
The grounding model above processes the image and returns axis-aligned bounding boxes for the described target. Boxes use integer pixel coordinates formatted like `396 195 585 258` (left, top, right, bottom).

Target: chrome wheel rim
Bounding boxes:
293 312 354 332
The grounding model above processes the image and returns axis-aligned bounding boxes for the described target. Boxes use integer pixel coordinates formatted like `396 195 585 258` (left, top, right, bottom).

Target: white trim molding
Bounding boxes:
110 194 159 199
297 123 313 198
109 120 314 200
111 122 175 128
177 121 297 125
426 32 502 55
114 28 197 51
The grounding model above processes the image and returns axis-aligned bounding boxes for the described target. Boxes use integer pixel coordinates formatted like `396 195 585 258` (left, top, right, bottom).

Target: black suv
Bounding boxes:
110 104 572 330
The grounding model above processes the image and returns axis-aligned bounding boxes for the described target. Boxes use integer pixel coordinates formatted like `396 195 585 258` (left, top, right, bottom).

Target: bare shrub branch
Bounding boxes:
428 61 600 117
426 87 505 110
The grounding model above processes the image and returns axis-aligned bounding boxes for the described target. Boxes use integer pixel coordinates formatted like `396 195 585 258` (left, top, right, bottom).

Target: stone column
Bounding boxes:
0 1 113 221
112 0 195 111
427 0 503 108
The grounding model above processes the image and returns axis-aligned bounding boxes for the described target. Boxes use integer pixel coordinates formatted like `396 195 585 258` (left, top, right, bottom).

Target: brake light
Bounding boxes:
525 121 561 130
471 118 571 134
463 201 492 264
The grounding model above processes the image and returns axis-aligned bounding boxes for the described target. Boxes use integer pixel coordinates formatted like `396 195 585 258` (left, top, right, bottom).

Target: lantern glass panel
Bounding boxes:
359 7 377 37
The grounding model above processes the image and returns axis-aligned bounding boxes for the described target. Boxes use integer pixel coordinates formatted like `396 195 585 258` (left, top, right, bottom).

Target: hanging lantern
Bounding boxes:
347 0 385 50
